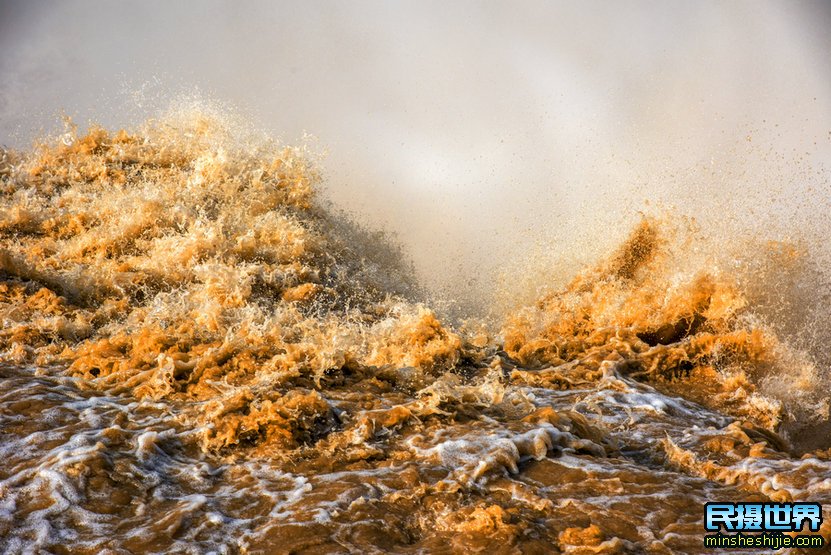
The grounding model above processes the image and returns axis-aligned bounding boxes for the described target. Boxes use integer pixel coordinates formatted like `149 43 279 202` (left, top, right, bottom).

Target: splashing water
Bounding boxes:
1 108 830 554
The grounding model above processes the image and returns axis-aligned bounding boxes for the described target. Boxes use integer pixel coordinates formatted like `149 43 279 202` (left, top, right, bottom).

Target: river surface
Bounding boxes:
1 111 829 553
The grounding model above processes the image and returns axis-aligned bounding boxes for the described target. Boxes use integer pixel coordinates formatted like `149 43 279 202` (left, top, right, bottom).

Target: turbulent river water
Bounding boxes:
0 108 829 554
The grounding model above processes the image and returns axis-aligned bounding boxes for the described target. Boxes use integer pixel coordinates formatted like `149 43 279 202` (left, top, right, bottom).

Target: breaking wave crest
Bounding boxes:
1 107 829 553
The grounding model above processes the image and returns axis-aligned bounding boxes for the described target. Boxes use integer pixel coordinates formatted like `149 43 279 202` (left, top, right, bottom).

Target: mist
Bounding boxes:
1 0 830 315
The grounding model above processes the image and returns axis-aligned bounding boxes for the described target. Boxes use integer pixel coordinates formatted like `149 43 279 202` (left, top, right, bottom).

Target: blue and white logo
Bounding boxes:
705 502 822 532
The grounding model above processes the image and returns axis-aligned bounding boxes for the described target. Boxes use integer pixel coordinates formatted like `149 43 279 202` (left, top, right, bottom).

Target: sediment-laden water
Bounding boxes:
1 109 829 554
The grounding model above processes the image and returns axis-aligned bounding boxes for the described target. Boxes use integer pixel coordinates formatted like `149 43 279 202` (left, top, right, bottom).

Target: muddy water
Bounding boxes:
1 110 830 554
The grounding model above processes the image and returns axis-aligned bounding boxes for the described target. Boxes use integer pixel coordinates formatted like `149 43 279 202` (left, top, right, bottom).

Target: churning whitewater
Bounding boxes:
1 108 830 554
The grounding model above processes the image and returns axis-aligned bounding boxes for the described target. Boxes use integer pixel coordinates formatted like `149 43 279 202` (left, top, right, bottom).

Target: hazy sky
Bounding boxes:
2 1 830 311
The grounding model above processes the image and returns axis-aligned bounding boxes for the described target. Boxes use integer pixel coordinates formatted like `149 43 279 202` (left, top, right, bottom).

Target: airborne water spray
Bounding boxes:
2 2 829 312
1 2 831 553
